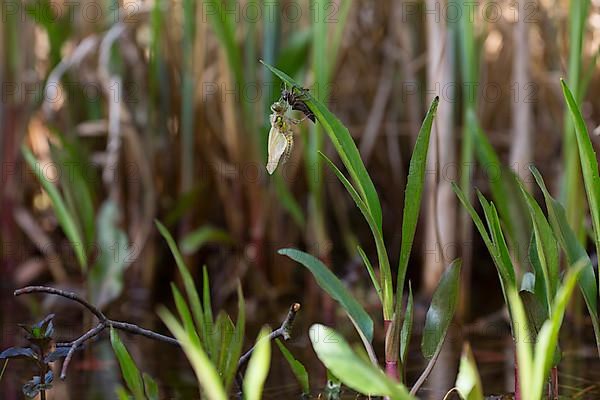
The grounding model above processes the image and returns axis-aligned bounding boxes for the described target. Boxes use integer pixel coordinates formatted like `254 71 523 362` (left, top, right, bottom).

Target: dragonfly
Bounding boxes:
281 85 315 123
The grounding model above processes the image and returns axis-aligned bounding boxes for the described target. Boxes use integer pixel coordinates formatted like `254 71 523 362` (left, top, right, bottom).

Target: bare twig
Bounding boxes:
14 286 180 380
237 303 301 368
15 287 107 322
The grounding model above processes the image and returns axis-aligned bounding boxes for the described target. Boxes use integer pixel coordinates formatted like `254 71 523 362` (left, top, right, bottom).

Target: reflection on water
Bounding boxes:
2 291 600 400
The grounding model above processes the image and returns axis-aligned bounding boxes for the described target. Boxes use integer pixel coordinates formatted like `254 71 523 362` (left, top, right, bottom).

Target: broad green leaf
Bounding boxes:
261 61 382 231
421 260 461 359
89 201 132 310
279 248 374 342
320 153 392 317
22 145 87 270
561 79 600 271
156 220 207 344
109 328 145 400
180 226 232 254
158 307 227 400
455 343 484 400
309 324 414 399
397 96 440 297
276 339 310 394
244 327 271 400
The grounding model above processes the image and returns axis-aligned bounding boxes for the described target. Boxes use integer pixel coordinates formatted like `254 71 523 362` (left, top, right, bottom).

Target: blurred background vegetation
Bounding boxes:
2 0 600 398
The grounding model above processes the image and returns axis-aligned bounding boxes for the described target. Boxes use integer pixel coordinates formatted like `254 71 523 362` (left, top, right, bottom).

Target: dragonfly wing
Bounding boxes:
266 125 288 174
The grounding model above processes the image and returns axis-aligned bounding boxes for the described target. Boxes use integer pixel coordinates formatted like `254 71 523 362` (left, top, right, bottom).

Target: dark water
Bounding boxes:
2 290 600 400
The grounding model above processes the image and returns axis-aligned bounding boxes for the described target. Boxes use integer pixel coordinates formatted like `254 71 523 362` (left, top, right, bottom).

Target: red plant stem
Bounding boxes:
384 319 399 381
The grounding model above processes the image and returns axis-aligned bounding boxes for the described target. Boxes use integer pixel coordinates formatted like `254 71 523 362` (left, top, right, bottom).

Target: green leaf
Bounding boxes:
510 264 583 400
517 180 559 308
279 248 374 342
276 339 309 394
171 284 201 348
158 307 227 400
202 266 214 348
455 343 484 400
110 328 145 400
320 152 392 317
244 327 272 400
261 61 382 231
89 201 132 310
309 325 414 399
222 284 245 391
530 168 597 317
397 96 440 297
400 284 414 367
561 79 600 272
156 220 207 344
421 260 461 359
357 245 383 304
143 373 159 400
22 145 87 270
180 226 233 255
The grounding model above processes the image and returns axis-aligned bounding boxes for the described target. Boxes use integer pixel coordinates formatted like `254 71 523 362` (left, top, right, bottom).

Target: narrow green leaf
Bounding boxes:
320 152 392 317
202 266 214 344
357 245 383 304
400 283 414 367
421 260 461 359
22 145 87 270
517 180 559 307
275 339 309 394
244 327 271 400
158 307 227 400
279 248 374 342
309 324 414 399
561 79 600 270
170 284 201 348
530 167 598 317
156 221 206 343
455 343 484 400
223 283 245 391
398 96 440 297
142 373 159 400
109 328 145 400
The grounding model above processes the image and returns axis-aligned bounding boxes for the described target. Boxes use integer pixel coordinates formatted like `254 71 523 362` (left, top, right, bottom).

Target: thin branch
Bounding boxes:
15 287 107 322
237 302 301 368
110 321 179 346
60 323 106 379
14 286 180 380
234 303 301 393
